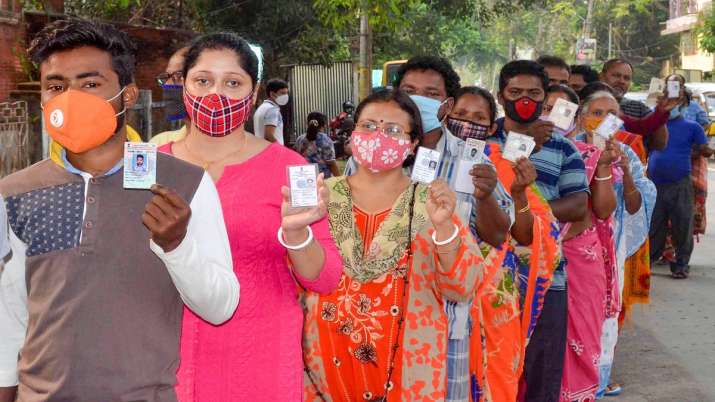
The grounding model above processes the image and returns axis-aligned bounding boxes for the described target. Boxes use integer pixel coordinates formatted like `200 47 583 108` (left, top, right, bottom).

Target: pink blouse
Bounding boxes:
159 142 342 401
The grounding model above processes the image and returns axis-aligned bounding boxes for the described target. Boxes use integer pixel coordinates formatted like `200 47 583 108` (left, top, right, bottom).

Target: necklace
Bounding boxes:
305 184 417 402
182 133 248 170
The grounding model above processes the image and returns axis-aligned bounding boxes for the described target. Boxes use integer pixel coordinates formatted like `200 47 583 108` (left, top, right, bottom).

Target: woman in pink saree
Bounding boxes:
558 93 621 402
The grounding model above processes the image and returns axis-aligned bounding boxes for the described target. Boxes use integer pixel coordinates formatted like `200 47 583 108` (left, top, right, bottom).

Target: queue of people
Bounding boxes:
0 17 712 402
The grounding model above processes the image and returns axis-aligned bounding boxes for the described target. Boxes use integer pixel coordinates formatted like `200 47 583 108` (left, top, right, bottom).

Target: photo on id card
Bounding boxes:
288 164 319 208
123 142 157 189
411 147 441 184
502 132 535 162
454 139 486 194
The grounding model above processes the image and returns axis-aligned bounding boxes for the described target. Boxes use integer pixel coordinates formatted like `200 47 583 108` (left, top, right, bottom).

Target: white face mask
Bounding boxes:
275 94 289 106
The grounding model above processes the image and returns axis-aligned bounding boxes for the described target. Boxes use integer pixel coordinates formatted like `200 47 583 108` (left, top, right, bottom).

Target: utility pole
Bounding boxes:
583 0 595 39
608 22 613 59
358 9 372 101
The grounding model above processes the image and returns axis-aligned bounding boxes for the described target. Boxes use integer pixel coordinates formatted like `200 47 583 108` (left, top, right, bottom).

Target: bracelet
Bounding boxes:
277 226 314 250
627 188 640 196
594 174 613 181
432 223 460 246
435 238 462 253
517 204 531 214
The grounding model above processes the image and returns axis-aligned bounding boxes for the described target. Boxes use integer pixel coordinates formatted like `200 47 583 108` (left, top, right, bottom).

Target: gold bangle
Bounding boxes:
627 188 639 196
518 204 531 214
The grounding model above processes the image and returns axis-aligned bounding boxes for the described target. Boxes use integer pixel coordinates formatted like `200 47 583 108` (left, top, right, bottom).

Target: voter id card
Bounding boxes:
593 113 623 150
411 147 441 184
454 139 487 194
123 142 157 189
549 98 579 130
502 132 536 162
649 77 665 94
288 164 319 208
667 80 680 98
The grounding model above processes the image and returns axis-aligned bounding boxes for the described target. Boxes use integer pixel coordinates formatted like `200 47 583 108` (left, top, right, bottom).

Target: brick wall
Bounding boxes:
0 13 25 102
23 13 194 98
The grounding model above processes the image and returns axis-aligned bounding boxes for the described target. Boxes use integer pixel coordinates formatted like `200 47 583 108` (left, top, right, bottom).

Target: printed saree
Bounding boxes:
468 144 561 402
595 132 657 398
302 176 491 402
559 139 618 402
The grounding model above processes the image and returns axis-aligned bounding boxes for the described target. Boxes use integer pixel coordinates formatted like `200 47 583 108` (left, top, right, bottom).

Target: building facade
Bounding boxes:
662 0 713 77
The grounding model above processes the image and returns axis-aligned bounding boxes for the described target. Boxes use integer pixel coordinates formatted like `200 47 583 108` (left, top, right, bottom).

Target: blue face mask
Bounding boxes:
410 95 446 133
669 106 682 120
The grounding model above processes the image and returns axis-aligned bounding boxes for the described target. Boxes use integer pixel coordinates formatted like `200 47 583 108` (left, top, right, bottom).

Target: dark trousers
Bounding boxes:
521 288 568 402
649 177 695 272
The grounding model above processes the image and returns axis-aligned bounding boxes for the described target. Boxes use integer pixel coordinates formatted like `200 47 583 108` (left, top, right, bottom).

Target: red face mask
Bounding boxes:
504 96 543 124
183 90 253 137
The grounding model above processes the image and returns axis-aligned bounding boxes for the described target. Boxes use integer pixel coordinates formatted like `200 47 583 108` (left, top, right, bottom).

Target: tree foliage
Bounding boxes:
697 7 715 54
24 0 677 88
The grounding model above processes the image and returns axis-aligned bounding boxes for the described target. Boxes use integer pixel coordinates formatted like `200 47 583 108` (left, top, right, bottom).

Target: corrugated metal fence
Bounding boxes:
287 62 354 142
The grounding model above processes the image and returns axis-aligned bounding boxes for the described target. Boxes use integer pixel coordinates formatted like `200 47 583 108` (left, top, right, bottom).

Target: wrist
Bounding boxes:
434 221 456 239
282 226 309 243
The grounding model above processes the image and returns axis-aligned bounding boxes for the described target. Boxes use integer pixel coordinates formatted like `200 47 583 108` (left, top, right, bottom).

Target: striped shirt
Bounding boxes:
491 118 589 290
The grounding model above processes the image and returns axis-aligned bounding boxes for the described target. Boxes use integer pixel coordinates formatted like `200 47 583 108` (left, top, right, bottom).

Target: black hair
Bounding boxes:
136 154 144 159
454 86 497 125
183 32 260 88
28 19 137 87
536 55 570 73
394 55 461 98
602 58 634 75
570 64 599 84
498 60 550 93
266 78 289 97
354 88 424 167
306 111 327 142
578 81 616 103
546 84 580 105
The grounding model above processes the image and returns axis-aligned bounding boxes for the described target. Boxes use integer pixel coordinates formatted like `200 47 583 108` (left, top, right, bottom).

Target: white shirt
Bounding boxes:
253 100 284 145
0 172 239 386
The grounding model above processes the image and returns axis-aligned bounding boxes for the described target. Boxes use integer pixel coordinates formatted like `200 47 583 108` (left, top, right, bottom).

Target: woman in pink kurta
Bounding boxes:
160 33 342 401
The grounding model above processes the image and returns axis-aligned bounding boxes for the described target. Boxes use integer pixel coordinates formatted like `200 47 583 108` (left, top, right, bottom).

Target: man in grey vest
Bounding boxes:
0 19 238 402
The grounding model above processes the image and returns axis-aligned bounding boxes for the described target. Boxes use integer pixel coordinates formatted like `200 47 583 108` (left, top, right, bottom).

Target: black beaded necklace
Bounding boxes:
305 183 418 402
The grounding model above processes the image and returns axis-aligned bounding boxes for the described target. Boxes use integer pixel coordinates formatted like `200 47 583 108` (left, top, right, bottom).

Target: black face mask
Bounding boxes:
162 84 187 121
504 96 543 124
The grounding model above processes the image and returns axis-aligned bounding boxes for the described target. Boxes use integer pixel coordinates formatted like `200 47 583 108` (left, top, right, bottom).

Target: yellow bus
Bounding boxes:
382 60 407 87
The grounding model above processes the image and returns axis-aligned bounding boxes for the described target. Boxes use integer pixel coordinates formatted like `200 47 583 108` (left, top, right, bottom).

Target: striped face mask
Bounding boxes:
183 90 253 137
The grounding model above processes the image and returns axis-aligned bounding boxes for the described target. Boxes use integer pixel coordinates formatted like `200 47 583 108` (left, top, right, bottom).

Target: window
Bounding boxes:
682 31 698 56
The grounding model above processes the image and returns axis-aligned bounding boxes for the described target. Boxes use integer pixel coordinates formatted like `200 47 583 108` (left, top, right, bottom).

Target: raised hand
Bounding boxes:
280 173 329 240
142 184 192 252
511 157 537 194
426 179 457 232
470 163 497 200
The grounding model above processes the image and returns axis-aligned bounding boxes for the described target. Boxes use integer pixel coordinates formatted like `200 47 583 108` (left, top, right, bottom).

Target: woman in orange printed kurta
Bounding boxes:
302 89 489 402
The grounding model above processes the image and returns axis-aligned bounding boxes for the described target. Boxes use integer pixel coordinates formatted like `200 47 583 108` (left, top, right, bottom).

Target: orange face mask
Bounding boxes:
43 88 126 154
583 116 604 133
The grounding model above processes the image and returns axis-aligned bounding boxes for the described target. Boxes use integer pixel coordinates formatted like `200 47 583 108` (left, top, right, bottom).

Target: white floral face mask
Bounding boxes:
351 130 413 173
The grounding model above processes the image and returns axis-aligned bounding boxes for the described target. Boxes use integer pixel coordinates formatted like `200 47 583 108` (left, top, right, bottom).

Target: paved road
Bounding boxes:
612 166 715 402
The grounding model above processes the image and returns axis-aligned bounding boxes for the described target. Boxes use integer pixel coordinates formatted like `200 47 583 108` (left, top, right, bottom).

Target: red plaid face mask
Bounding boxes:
183 90 253 137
